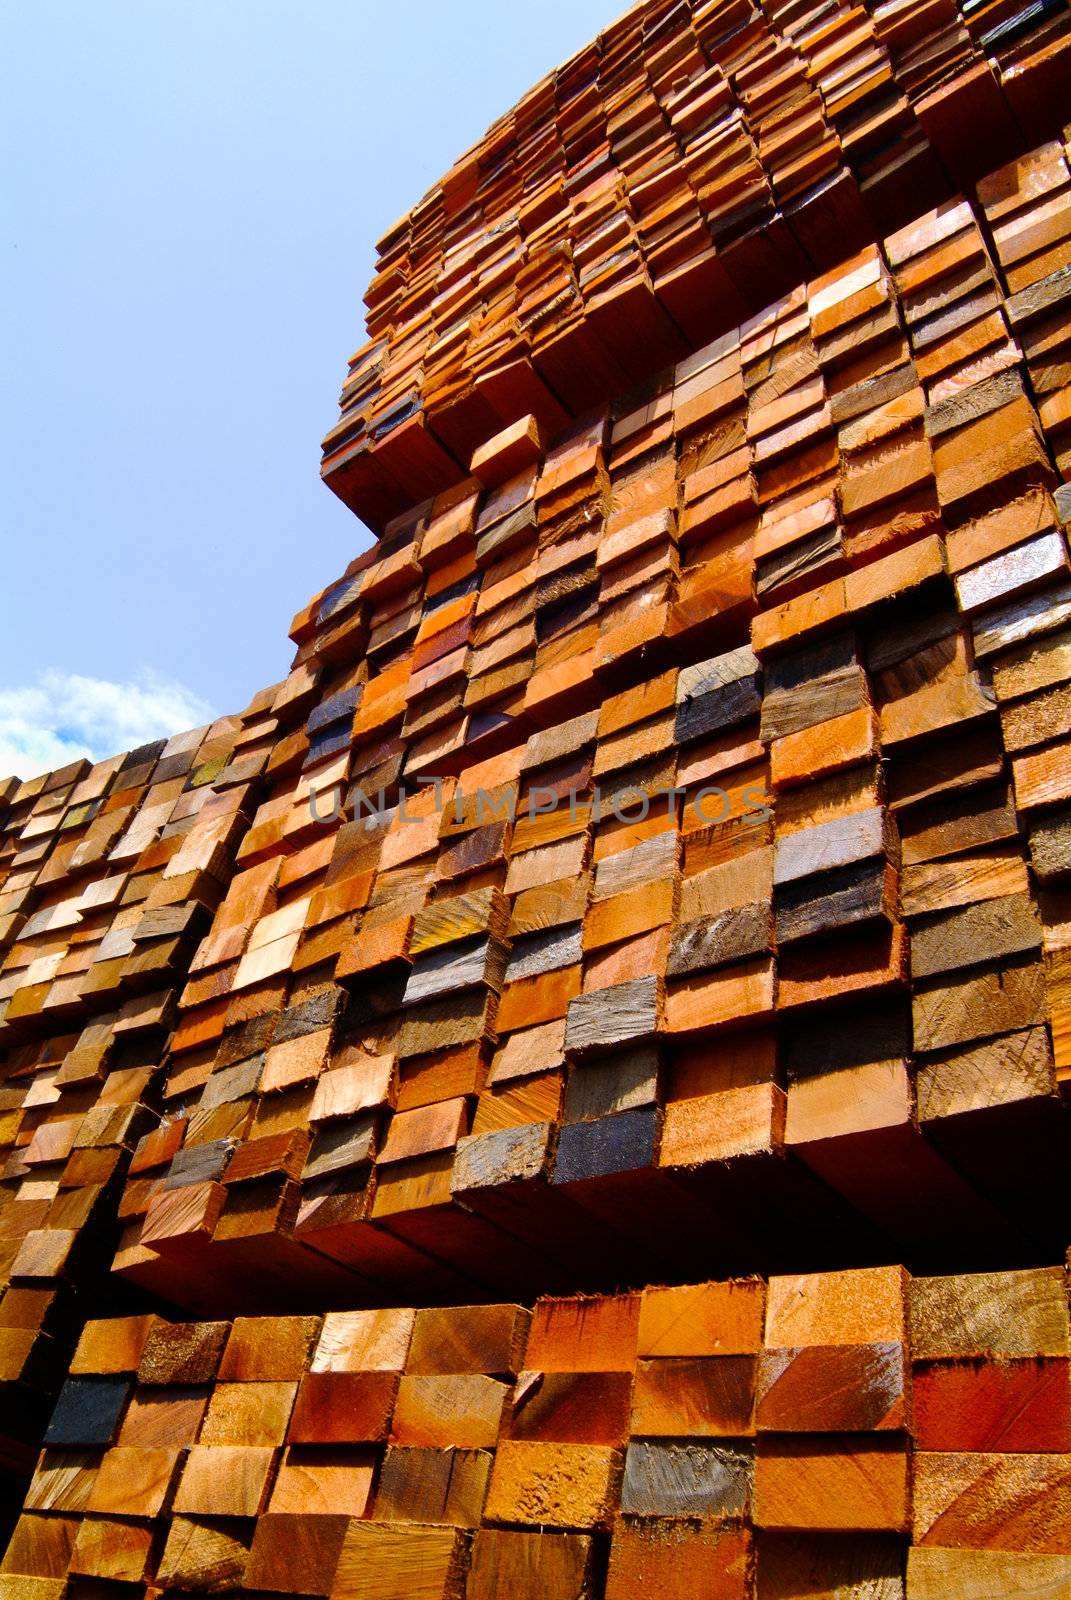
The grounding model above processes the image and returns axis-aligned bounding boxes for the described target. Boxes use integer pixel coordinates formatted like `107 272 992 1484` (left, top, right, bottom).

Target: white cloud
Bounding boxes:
0 669 216 779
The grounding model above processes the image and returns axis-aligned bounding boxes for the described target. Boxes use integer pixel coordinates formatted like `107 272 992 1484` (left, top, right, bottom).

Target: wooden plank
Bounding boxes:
755 1345 906 1432
620 1439 752 1519
913 1358 1071 1452
24 1452 101 1515
524 1293 639 1373
757 1533 905 1598
910 893 1042 980
137 1320 230 1384
901 849 1030 918
766 1268 907 1347
773 808 890 886
0 1516 79 1579
473 1074 560 1138
406 1303 529 1376
218 1314 321 1380
660 1083 782 1166
564 978 660 1056
200 1379 296 1445
916 1026 1056 1122
70 1315 154 1375
675 647 762 744
760 634 866 742
468 1529 594 1600
452 1122 551 1191
563 1049 658 1124
605 1524 752 1600
402 937 507 1006
117 1385 210 1449
331 1521 469 1600
906 1547 1071 1598
912 962 1047 1053
755 1438 909 1531
43 1377 130 1447
174 1445 276 1517
505 1370 633 1445
638 1280 765 1357
909 1268 1070 1358
632 1356 757 1436
374 1446 492 1525
912 1451 1071 1552
664 958 775 1034
484 1441 619 1528
85 1444 180 1515
246 1512 350 1594
668 904 771 975
410 886 507 955
553 1106 659 1183
158 1515 256 1590
289 1372 398 1442
68 1515 154 1581
776 860 896 944
391 1373 507 1448
269 1447 377 1516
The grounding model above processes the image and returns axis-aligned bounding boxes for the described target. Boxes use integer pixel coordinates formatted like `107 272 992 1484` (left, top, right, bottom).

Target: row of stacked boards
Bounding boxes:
3 0 1071 1592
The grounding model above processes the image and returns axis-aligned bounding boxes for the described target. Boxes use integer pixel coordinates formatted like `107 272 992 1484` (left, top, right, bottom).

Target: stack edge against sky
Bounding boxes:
3 0 1071 1591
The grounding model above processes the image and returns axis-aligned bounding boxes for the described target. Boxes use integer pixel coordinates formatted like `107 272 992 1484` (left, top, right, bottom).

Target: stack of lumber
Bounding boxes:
319 0 1071 532
3 1264 1070 1598
4 0 1071 1579
92 145 1071 1315
0 702 279 1500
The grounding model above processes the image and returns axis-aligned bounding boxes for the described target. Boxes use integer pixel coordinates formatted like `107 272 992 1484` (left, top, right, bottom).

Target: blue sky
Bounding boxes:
1 0 616 777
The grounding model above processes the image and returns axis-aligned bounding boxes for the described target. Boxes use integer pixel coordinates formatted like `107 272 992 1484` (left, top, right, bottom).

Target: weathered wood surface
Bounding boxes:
564 978 660 1056
553 1105 659 1184
676 647 763 744
909 1267 1071 1359
912 962 1047 1053
775 860 896 943
402 936 508 1006
916 1025 1056 1121
668 904 771 974
909 893 1042 979
620 1439 752 1519
761 634 866 741
773 808 891 886
452 1123 551 1191
563 1048 658 1124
